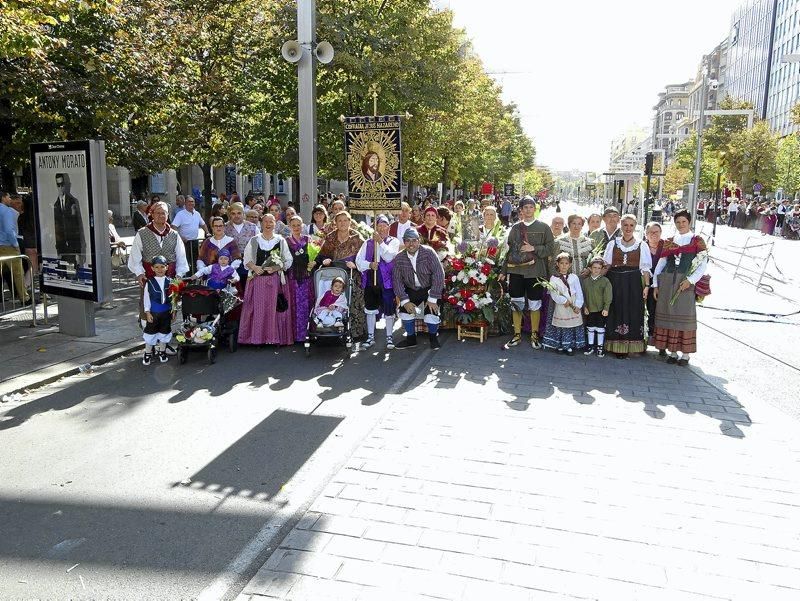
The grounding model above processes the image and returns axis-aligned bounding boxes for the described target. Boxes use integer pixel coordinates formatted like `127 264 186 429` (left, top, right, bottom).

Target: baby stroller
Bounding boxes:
304 264 353 356
175 284 240 364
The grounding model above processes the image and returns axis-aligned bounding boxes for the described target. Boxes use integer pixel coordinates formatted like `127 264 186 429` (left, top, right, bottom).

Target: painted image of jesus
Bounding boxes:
362 152 382 182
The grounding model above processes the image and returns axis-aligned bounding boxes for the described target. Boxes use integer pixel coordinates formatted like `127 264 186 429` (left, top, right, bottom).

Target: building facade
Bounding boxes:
726 0 776 118
651 81 693 162
765 0 800 134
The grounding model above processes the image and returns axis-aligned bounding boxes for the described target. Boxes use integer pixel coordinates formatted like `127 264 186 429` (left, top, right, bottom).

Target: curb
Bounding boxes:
0 338 145 398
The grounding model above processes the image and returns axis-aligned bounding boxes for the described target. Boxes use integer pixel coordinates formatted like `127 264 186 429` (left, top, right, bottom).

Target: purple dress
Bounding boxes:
286 234 315 342
238 241 294 346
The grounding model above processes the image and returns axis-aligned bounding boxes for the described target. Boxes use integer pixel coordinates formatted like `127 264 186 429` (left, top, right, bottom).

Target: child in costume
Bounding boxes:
192 248 240 289
143 255 174 365
314 276 348 327
581 256 613 357
542 252 585 355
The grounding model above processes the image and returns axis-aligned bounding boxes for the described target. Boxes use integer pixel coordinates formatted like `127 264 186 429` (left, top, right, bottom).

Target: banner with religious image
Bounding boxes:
344 115 402 212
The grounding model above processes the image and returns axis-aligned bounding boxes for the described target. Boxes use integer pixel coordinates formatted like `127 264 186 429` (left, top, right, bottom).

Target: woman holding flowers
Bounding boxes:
320 211 367 340
286 215 317 343
602 214 652 358
652 210 708 366
238 213 295 346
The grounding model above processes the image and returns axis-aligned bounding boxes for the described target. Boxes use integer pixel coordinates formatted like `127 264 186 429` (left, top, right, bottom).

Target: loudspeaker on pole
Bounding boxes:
314 41 334 64
281 40 303 63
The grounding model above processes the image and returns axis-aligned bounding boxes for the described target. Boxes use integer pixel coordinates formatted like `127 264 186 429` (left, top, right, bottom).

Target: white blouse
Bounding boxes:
602 237 652 274
243 234 293 273
652 231 708 288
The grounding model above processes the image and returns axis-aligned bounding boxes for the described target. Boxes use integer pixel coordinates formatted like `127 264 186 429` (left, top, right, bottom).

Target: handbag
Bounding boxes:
694 274 711 298
276 286 289 312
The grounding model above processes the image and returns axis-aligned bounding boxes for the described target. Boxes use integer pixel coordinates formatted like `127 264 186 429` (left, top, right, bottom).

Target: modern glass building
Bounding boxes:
727 0 800 135
726 0 776 119
766 0 800 134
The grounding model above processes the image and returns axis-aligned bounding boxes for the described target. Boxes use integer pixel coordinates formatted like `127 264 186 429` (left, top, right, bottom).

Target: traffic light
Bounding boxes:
644 152 654 176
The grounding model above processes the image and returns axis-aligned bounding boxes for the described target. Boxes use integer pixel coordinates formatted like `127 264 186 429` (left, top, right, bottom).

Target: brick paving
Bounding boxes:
241 340 800 600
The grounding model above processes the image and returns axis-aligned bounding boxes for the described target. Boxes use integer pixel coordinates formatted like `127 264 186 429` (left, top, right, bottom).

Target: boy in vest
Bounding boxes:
142 255 174 365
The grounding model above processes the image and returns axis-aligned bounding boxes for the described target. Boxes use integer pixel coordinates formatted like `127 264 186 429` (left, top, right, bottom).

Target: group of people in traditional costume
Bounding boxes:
502 199 707 365
128 195 707 367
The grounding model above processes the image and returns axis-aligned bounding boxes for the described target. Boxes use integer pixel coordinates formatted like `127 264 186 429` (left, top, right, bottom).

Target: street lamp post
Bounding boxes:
691 65 708 222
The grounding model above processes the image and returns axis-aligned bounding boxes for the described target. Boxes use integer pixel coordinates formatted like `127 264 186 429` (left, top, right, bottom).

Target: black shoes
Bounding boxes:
395 335 418 349
677 358 689 366
429 334 440 349
666 355 678 364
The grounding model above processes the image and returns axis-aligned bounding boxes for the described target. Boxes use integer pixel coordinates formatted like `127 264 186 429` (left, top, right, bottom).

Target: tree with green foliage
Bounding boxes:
774 133 800 198
674 131 722 193
725 120 779 193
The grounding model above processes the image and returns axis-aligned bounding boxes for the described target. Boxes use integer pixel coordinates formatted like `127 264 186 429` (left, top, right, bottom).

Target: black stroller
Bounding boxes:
304 265 353 356
175 284 240 364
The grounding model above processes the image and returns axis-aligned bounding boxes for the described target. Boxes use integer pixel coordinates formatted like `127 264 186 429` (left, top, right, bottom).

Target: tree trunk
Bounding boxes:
200 163 213 221
441 156 449 202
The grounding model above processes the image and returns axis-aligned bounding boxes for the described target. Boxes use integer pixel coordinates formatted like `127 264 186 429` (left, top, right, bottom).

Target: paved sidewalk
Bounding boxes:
240 341 800 600
0 286 143 398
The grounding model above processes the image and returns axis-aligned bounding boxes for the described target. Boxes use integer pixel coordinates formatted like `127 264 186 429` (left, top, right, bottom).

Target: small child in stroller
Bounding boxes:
314 276 348 328
191 249 240 289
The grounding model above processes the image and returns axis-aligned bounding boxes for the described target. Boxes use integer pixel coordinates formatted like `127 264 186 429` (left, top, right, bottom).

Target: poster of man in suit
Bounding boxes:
53 172 86 266
31 141 97 297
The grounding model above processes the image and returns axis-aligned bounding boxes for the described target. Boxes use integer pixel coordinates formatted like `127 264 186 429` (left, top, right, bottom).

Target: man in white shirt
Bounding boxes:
726 197 738 227
171 196 208 269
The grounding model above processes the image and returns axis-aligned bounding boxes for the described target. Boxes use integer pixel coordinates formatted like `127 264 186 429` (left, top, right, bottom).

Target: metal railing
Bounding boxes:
0 253 40 325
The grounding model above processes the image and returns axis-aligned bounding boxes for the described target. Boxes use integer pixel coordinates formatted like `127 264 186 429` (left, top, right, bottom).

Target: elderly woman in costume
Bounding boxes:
554 214 594 276
267 201 290 237
479 205 504 242
224 202 259 284
643 221 665 352
197 216 242 272
356 214 401 349
417 206 450 260
652 209 707 366
602 213 652 358
286 214 316 343
238 214 295 346
319 210 367 339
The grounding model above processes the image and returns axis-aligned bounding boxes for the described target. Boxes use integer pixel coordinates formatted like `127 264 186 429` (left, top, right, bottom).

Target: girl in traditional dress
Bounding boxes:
652 210 708 366
602 214 652 358
238 214 295 346
319 211 367 339
286 215 316 342
542 253 585 355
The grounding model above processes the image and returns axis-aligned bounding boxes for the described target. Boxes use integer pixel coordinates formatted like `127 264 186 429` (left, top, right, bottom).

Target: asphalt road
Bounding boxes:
0 339 429 600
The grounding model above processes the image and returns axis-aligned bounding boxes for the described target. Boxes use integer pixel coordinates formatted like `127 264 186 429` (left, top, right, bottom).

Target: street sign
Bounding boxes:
503 183 515 196
481 182 493 195
753 182 763 193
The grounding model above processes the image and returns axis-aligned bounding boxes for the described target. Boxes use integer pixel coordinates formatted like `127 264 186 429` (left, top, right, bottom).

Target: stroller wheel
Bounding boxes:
178 348 187 365
208 347 217 364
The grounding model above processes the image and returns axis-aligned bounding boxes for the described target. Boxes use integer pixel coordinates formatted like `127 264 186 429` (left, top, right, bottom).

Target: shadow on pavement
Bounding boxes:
183 409 342 501
0 341 420 431
406 337 751 438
